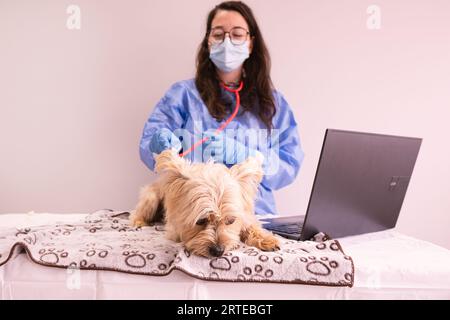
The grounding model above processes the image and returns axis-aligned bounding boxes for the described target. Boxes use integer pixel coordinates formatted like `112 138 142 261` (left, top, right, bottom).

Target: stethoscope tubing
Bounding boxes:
179 81 244 158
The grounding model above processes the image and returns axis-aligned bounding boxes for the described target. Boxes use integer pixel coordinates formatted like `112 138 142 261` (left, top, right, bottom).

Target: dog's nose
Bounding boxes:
209 244 225 257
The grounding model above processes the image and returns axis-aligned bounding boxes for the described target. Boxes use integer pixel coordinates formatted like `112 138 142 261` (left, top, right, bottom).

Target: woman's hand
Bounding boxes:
149 128 182 154
202 131 258 165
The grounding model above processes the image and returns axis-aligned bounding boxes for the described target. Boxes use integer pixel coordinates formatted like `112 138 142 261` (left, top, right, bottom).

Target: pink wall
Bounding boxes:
1 0 449 248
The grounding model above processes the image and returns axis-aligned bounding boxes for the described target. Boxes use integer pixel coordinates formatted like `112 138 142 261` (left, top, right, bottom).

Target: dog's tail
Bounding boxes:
130 184 163 226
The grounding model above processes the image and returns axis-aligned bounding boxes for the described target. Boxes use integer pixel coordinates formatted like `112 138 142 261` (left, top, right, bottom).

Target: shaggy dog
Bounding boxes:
130 149 280 257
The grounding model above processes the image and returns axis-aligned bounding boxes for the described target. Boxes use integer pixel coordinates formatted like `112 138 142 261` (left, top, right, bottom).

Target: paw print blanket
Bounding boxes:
0 210 354 287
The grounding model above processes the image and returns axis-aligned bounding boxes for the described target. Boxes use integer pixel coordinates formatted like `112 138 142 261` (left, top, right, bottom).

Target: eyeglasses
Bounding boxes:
208 27 250 46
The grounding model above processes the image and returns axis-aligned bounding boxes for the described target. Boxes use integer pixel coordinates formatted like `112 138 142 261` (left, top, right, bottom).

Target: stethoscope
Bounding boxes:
179 81 244 158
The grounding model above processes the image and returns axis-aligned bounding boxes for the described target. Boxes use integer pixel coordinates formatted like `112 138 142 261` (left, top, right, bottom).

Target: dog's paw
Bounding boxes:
129 217 148 228
258 235 280 252
242 226 281 252
135 220 149 228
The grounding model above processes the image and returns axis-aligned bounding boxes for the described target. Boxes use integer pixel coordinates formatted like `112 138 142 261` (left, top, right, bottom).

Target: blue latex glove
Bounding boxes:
202 131 259 165
149 128 182 154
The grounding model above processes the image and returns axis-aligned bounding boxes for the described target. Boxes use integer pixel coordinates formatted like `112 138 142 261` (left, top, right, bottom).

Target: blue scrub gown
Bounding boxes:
139 78 305 215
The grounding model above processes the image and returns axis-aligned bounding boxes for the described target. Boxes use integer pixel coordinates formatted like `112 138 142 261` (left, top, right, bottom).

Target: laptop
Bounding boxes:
261 129 422 241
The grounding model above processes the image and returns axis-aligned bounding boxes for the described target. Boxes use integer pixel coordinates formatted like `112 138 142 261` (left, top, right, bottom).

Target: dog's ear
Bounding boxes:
155 149 189 179
230 154 264 197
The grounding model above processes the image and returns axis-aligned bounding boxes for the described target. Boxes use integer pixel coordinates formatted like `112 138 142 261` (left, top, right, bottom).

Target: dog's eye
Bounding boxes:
225 216 236 225
196 218 208 226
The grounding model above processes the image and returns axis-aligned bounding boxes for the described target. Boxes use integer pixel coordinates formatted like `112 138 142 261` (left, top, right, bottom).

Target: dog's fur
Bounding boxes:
130 149 280 257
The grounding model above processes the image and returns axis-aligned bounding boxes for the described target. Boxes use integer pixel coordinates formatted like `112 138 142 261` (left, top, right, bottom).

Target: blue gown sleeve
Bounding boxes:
260 91 305 191
139 82 187 171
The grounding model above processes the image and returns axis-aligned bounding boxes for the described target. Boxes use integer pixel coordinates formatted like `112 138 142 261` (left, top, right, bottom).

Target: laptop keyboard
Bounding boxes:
267 222 303 234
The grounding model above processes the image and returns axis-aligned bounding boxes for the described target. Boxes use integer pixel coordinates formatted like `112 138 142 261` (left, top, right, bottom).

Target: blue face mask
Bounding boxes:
209 38 250 73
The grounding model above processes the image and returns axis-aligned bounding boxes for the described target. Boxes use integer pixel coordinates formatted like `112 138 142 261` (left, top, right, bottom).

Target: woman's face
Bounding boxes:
208 10 254 53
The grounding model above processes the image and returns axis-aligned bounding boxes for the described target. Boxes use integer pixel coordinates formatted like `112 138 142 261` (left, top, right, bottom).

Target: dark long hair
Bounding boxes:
195 1 276 131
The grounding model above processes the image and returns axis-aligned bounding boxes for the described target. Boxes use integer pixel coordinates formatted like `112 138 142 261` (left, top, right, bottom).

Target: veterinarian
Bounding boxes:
139 1 305 215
